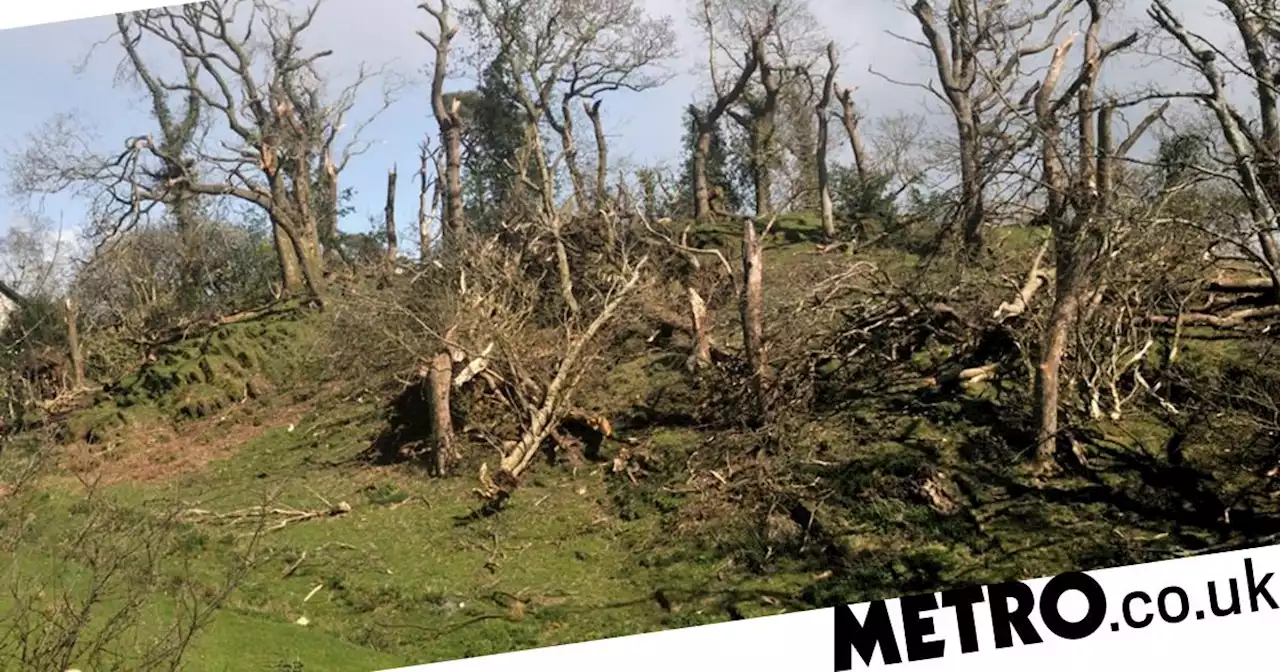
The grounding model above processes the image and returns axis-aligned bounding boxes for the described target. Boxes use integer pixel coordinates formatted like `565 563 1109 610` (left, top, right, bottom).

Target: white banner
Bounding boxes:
381 544 1280 671
0 1 200 31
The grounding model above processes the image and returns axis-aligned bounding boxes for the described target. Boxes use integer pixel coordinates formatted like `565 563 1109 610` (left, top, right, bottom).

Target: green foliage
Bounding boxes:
1156 132 1209 187
363 483 409 506
0 295 70 423
0 295 66 356
831 165 897 229
462 44 527 227
333 222 390 267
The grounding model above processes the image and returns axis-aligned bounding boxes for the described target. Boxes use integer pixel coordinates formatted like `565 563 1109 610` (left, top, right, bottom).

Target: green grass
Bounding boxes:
3 219 1274 671
1 397 823 670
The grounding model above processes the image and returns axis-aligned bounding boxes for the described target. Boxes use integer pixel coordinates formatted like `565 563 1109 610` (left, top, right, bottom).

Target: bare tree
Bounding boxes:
462 0 670 314
725 34 784 217
111 12 203 247
691 0 778 222
812 42 839 240
13 1 395 306
1028 0 1164 473
834 85 871 184
1149 0 1280 298
419 0 467 248
417 137 445 259
712 0 820 218
585 100 609 212
385 166 399 259
466 0 676 215
900 0 1074 255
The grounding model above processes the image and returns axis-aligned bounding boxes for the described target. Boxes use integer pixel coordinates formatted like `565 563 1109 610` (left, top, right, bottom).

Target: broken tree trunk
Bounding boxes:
816 43 838 242
64 298 85 391
478 260 648 502
428 352 454 476
687 287 712 371
835 86 870 185
1205 276 1275 293
740 218 770 421
418 141 433 257
1144 305 1280 328
385 166 398 259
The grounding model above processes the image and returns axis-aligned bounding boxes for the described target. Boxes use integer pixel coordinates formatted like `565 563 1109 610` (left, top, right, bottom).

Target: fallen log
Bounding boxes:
1205 276 1275 293
477 261 647 503
1143 305 1280 328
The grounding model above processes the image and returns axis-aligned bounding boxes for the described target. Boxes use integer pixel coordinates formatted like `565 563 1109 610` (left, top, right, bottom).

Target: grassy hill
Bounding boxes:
1 214 1276 671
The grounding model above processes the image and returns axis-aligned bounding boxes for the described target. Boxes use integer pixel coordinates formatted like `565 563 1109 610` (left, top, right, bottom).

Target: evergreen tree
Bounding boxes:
462 38 526 227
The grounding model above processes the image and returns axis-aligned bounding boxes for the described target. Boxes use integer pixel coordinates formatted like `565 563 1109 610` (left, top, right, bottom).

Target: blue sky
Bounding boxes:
0 0 1218 250
0 0 909 248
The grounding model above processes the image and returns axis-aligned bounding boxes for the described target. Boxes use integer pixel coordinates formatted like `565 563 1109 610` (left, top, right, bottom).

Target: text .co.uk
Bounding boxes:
834 557 1277 669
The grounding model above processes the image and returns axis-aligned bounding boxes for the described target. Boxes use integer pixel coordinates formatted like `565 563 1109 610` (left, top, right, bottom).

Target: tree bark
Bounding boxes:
286 223 327 306
585 100 609 212
420 2 467 248
835 87 870 184
428 352 454 476
740 218 770 421
687 286 711 371
1028 1 1152 474
272 219 304 296
418 141 433 258
957 121 986 255
318 146 340 248
751 116 774 218
755 68 780 219
385 166 398 259
817 43 838 241
728 34 781 220
1034 292 1078 471
442 97 466 249
556 99 589 213
64 298 85 392
694 126 716 222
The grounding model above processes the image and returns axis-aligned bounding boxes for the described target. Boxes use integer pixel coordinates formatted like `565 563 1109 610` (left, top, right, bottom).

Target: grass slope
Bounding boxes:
1 215 1273 671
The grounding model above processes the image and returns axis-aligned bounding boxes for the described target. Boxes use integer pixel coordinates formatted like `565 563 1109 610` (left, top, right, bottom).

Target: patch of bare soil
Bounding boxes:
58 403 312 486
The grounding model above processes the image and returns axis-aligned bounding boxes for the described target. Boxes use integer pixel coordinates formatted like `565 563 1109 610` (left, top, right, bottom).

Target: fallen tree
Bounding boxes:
476 258 648 504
